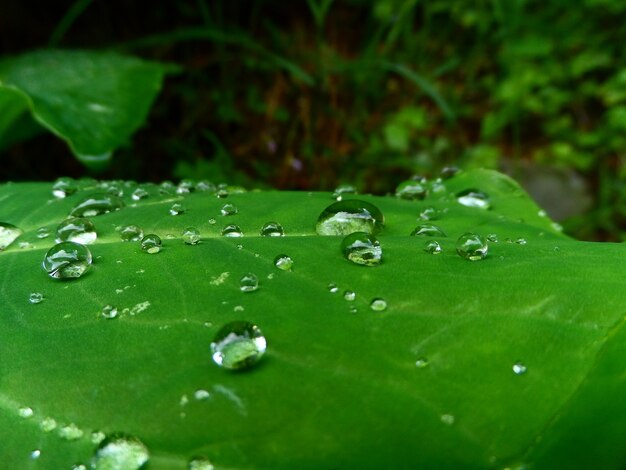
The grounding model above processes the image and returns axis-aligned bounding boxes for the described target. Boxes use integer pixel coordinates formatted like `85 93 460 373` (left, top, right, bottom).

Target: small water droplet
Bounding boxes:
211 321 266 370
0 222 23 250
196 181 216 192
332 184 357 201
52 177 78 198
169 203 186 215
29 292 44 304
395 180 427 200
141 234 162 254
58 423 84 441
182 227 201 245
40 417 57 432
370 298 387 311
457 189 490 209
101 305 118 319
71 465 87 470
220 203 238 216
159 181 175 195
177 179 195 194
234 305 244 312
316 200 384 236
216 188 229 198
131 187 149 201
343 290 356 301
208 218 216 225
36 227 50 239
260 221 284 237
43 242 92 279
341 232 382 266
119 225 144 242
188 457 215 470
18 406 33 418
551 222 563 232
512 362 527 375
487 233 498 243
273 254 293 271
415 357 429 368
410 224 446 237
30 449 41 460
440 166 460 179
424 240 442 254
239 273 259 292
70 193 124 217
328 283 339 293
456 233 488 261
194 389 210 401
440 414 455 425
419 207 439 221
221 224 243 237
92 435 149 470
91 431 106 444
515 238 527 245
105 183 123 197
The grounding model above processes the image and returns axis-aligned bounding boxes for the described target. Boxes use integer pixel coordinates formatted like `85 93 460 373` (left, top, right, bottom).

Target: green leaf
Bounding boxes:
0 170 624 469
0 50 172 168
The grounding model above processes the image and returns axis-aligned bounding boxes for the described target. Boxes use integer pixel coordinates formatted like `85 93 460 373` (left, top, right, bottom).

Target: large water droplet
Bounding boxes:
70 194 124 217
182 227 201 245
0 222 22 250
274 254 293 271
315 200 384 236
239 273 259 292
220 204 238 216
512 362 527 375
188 456 215 470
91 434 149 470
260 222 284 237
119 225 144 242
169 203 186 216
52 177 78 198
211 321 266 370
43 242 92 279
410 224 446 237
424 240 442 254
55 217 97 244
370 298 387 311
456 233 488 261
140 234 162 254
395 180 427 200
29 292 44 304
221 224 243 237
341 232 382 266
332 184 357 201
456 189 490 209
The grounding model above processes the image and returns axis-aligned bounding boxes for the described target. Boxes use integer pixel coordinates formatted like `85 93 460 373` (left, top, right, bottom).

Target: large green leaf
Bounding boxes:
0 170 624 469
0 50 172 167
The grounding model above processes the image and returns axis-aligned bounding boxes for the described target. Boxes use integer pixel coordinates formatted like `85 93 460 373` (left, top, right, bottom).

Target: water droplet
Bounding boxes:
52 177 78 198
440 414 455 425
343 290 356 301
456 233 488 261
0 222 22 250
131 187 149 201
159 181 176 195
177 179 195 194
182 227 201 245
512 362 527 375
370 298 387 311
196 180 216 192
140 234 162 254
440 166 460 179
216 188 229 198
28 292 44 304
221 224 243 237
239 273 259 292
58 423 84 441
273 254 293 271
220 203 238 216
424 240 442 254
208 218 216 225
169 203 186 216
328 283 338 293
260 221 284 237
316 200 384 236
70 193 124 217
188 457 215 470
30 449 41 460
487 233 498 243
40 417 57 432
91 431 106 444
106 183 124 197
194 389 210 401
18 406 33 418
415 357 429 368
341 232 382 266
71 465 87 470
36 227 50 239
92 434 149 470
515 238 527 245
551 222 563 232
118 225 144 242
456 189 490 209
410 224 446 237
54 217 96 245
43 242 92 279
211 321 266 370
332 184 357 201
101 305 118 319
419 207 439 221
395 180 427 200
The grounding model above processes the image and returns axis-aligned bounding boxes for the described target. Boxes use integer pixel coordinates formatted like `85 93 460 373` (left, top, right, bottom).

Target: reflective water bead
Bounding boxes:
36 227 50 239
43 242 92 279
415 357 429 368
221 224 243 237
210 321 266 370
441 414 455 425
131 187 149 201
516 238 527 245
370 298 387 311
315 200 384 236
341 232 382 266
119 225 144 242
188 456 215 470
159 181 176 195
208 218 216 225
260 221 284 237
419 207 438 221
55 218 96 244
512 362 527 375
274 254 293 271
440 166 460 179
0 222 23 250
456 233 488 261
52 177 78 198
177 179 195 194
169 203 186 215
328 283 339 293
141 234 162 254
456 189 491 209
239 273 259 292
487 233 499 243
70 193 124 217
29 292 44 304
220 203 238 216
395 180 427 200
332 184 357 201
101 305 118 319
18 407 33 418
182 227 201 245
344 290 356 301
91 435 149 470
58 423 84 441
424 240 442 254
196 180 216 192
410 224 446 237
40 417 57 432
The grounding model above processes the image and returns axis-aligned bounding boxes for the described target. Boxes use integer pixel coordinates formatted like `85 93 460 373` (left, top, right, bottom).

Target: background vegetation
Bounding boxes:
2 0 626 240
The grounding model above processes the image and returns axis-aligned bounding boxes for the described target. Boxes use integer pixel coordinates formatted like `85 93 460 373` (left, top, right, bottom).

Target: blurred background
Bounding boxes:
2 0 626 241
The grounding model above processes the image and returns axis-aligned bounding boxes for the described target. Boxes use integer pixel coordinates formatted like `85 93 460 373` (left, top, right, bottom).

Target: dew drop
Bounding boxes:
410 224 446 237
440 414 455 425
419 207 439 221
101 305 118 320
40 417 57 432
70 193 124 217
43 242 92 279
52 177 78 198
18 406 33 418
131 187 149 201
177 179 195 194
395 180 427 200
343 290 356 301
512 362 527 375
440 166 460 179
208 218 216 225
315 200 384 236
169 203 186 216
370 298 387 311
424 240 442 254
91 434 149 470
72 465 87 470
211 321 266 370
216 188 229 198
188 457 215 470
36 227 51 239
456 189 490 209
515 238 527 245
220 203 238 216
194 389 210 401
274 254 293 271
119 225 144 242
196 181 216 192
332 184 357 201
328 283 339 293
239 273 259 292
487 233 499 243
159 181 175 195
91 431 106 444
221 224 243 237
182 227 201 245
341 232 382 266
456 233 488 261
140 234 162 254
58 423 84 441
260 221 285 237
30 449 41 460
0 222 23 250
415 357 429 368
29 292 44 304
